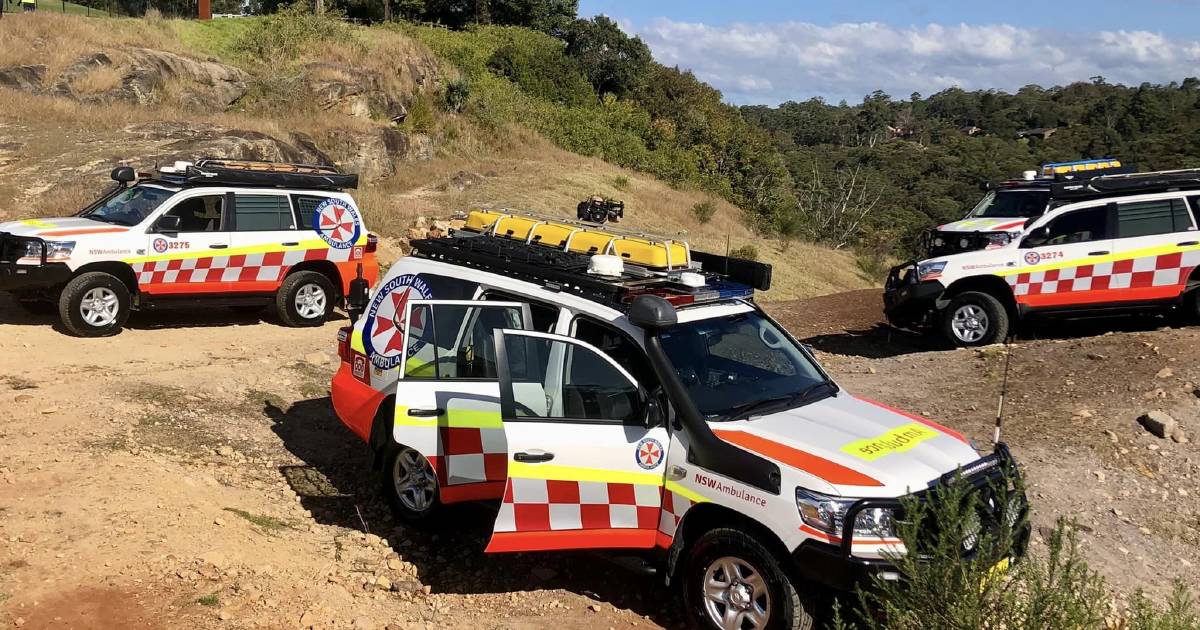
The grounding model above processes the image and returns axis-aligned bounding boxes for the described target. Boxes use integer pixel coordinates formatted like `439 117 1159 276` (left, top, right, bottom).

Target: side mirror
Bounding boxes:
111 166 136 186
155 214 181 233
643 395 663 429
629 295 677 331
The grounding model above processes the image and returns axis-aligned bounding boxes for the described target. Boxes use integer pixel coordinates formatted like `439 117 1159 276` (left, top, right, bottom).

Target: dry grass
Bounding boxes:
72 65 125 94
0 14 184 79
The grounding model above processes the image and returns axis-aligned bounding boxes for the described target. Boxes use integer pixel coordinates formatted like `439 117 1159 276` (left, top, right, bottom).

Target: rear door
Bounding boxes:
1107 197 1199 303
389 300 532 502
486 330 669 553
226 192 299 293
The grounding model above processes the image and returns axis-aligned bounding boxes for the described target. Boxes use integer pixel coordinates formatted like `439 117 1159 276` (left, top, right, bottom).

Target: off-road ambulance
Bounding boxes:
332 210 1027 629
0 159 378 336
887 168 1200 347
925 159 1129 257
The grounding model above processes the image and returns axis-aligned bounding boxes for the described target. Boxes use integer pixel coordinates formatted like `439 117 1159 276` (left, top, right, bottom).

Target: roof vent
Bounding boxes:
1022 170 1037 181
159 161 195 174
587 254 625 277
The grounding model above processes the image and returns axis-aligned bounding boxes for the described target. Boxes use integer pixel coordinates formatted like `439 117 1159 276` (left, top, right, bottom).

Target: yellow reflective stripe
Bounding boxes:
998 242 1200 277
20 219 56 228
350 329 366 354
121 238 329 264
393 406 503 429
665 480 709 504
509 461 663 486
840 422 940 461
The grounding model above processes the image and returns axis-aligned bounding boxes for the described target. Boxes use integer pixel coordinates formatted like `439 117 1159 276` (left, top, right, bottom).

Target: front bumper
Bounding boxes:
794 445 1031 593
0 262 72 292
883 261 945 328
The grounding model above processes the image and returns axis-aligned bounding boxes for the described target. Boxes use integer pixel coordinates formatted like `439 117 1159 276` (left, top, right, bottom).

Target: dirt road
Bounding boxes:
1 290 1198 629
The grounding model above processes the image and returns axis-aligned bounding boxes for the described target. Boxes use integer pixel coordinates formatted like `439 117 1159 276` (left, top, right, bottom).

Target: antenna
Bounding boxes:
994 335 1015 447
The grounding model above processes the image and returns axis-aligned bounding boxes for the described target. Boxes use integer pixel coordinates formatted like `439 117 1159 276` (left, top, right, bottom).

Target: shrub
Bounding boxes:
444 79 470 113
691 199 716 224
728 244 758 261
612 175 629 190
830 474 1197 630
486 40 594 107
404 92 437 134
232 3 359 61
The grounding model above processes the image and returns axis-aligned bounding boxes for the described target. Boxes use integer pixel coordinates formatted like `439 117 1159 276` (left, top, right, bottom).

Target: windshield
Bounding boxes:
81 185 175 226
659 311 830 421
968 190 1051 219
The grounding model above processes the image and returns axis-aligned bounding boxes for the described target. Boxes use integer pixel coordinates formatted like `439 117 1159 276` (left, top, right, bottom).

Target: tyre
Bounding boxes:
941 291 1009 347
684 528 814 630
380 444 441 525
58 272 131 337
276 271 335 327
1184 288 1200 322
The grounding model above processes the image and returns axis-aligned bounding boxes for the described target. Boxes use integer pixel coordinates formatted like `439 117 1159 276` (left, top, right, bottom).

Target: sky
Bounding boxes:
577 0 1200 106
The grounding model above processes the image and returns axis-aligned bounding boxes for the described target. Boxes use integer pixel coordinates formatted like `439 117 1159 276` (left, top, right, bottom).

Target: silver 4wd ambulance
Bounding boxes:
332 211 1027 629
0 159 378 337
887 168 1200 347
925 159 1128 258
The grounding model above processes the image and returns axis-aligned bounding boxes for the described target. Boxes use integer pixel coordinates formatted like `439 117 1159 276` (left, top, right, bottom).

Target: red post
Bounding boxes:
197 0 210 20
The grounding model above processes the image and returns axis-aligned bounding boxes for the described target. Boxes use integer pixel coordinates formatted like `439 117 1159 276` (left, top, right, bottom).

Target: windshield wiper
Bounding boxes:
83 215 119 224
719 380 840 422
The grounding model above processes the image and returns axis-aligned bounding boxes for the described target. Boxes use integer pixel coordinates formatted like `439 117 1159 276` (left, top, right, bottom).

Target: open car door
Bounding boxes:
486 329 670 553
390 300 532 503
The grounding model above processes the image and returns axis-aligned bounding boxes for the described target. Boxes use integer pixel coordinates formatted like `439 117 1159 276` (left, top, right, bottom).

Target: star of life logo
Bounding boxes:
1024 251 1041 265
635 437 665 470
362 274 433 369
312 198 362 250
152 238 169 254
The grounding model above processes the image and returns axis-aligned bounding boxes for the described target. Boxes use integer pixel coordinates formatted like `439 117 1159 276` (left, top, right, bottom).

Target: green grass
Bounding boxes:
13 0 112 16
196 592 220 607
223 507 294 533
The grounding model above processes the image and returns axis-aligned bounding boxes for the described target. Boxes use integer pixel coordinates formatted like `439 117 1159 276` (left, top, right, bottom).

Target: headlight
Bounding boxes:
958 237 971 249
916 261 947 281
984 232 1014 248
21 240 74 262
931 236 945 247
796 488 897 539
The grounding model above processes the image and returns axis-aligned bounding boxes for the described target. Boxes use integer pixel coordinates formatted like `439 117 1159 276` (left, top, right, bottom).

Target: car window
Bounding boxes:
1116 198 1193 238
571 317 653 387
234 194 294 231
1025 206 1108 247
81 185 175 227
293 195 333 231
403 304 524 380
483 291 558 332
161 195 225 232
501 334 641 425
1190 197 1200 228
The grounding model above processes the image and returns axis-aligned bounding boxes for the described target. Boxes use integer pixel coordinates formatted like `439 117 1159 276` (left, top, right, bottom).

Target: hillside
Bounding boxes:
0 12 872 300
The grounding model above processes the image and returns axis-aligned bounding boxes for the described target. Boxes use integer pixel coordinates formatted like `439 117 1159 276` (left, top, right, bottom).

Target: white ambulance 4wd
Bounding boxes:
0 159 378 337
332 211 1028 629
887 169 1200 347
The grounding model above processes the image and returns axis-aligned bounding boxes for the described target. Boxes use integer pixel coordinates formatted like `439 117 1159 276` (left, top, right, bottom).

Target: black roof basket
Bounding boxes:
181 158 358 191
1052 168 1200 201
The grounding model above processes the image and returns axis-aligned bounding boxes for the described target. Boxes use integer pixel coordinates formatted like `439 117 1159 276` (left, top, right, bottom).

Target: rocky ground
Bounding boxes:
1 291 1198 629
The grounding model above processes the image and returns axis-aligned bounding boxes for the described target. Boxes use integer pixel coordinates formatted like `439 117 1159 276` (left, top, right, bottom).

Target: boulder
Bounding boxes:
0 64 47 91
123 122 332 166
51 49 249 109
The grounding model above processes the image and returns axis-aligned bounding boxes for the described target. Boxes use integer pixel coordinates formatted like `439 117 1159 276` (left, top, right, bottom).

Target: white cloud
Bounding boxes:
627 18 1200 105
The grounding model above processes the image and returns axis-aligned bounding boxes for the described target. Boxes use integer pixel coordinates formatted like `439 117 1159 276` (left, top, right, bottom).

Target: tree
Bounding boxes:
563 15 652 97
489 0 576 35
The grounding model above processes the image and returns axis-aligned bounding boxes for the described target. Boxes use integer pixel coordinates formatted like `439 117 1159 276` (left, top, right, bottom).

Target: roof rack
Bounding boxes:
1052 168 1200 201
411 231 768 310
148 158 358 191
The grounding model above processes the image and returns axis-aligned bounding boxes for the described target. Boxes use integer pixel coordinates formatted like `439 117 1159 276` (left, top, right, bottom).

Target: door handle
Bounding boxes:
406 408 443 417
1087 250 1109 256
514 451 555 463
209 244 229 249
281 241 299 247
1178 241 1199 247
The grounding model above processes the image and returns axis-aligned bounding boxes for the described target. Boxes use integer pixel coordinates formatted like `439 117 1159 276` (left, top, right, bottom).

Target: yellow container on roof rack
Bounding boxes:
463 209 691 270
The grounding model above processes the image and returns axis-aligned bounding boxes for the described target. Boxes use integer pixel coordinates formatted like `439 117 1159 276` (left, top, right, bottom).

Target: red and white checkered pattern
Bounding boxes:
494 478 661 533
1007 250 1200 299
131 247 354 288
441 426 507 485
656 488 696 544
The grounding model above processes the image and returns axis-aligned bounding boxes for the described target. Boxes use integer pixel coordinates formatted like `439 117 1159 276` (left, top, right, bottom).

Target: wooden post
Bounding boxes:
197 0 209 19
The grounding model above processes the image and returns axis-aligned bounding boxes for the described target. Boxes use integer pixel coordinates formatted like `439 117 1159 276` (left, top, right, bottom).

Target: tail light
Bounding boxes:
365 233 379 254
337 326 352 363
